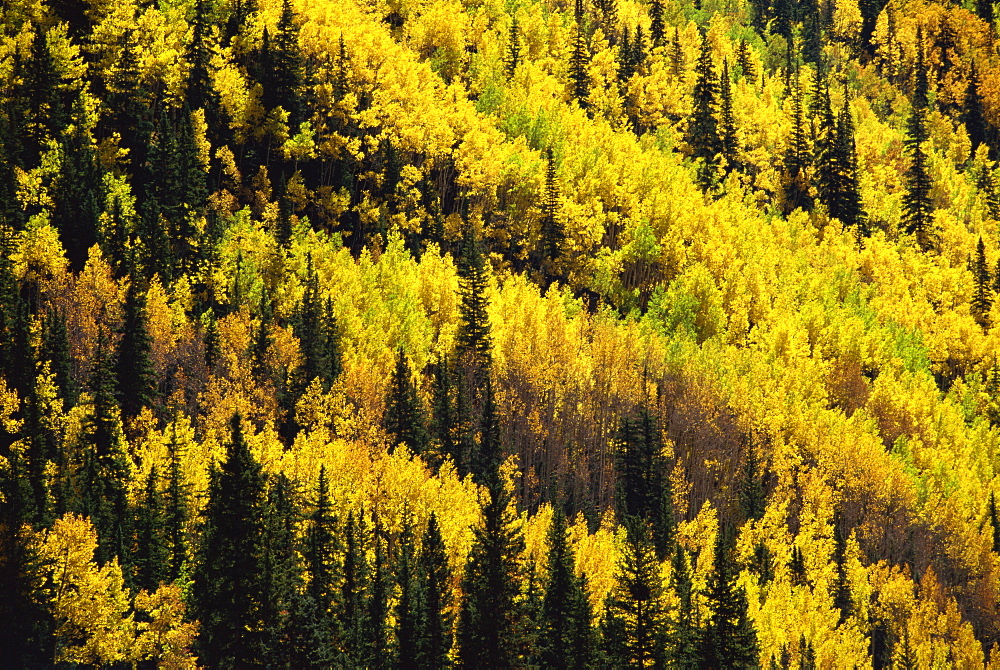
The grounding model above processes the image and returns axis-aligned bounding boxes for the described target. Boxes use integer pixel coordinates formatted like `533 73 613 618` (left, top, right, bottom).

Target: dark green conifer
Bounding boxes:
195 414 269 668
832 93 866 233
902 103 934 252
739 438 766 522
384 347 429 454
668 544 700 667
687 30 721 189
430 355 459 467
963 61 990 160
789 544 807 586
832 519 852 624
702 528 759 667
265 0 307 127
600 520 667 667
53 95 104 273
134 465 169 591
719 59 739 173
116 281 157 421
972 236 993 327
784 72 811 212
42 307 76 408
977 0 994 25
456 225 493 371
164 423 190 581
569 8 591 109
340 511 371 665
22 27 66 163
539 148 564 270
615 407 674 558
416 512 453 668
736 39 755 82
539 508 594 668
669 28 684 80
649 0 665 47
395 513 421 669
367 514 391 668
262 473 306 667
506 15 521 78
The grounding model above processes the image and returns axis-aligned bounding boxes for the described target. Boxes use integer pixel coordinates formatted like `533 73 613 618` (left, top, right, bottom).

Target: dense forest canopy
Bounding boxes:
3 0 1000 665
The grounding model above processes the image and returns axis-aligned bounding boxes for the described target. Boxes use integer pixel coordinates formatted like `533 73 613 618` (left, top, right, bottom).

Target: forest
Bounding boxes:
2 0 1000 665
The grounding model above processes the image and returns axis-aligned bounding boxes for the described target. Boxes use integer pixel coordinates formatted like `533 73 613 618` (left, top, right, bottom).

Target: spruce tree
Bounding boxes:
366 514 391 668
21 27 66 164
902 104 934 252
832 93 866 234
395 513 421 669
832 519 852 624
430 355 459 467
264 0 307 127
506 15 521 78
811 66 839 212
305 466 338 622
116 281 157 421
539 148 564 270
784 72 811 212
416 512 453 668
540 508 594 668
340 511 371 665
457 408 525 669
569 5 591 109
134 465 169 591
649 0 665 47
53 95 104 273
972 236 993 327
261 473 306 667
615 407 674 558
736 39 755 82
600 520 667 667
719 59 739 173
456 225 493 371
668 544 700 668
738 438 766 522
963 61 990 160
164 423 190 581
701 528 759 667
42 307 76 408
79 329 131 567
687 29 721 189
195 414 269 668
669 28 684 80
384 347 429 454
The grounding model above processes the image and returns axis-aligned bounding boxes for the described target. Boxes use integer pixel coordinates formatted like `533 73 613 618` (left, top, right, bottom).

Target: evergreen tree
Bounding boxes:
340 511 371 665
261 473 306 667
812 67 839 212
739 438 766 522
456 225 493 371
687 29 721 189
569 6 591 109
539 508 594 668
41 307 76 408
384 347 429 454
416 512 453 668
831 93 866 233
669 28 685 80
649 0 665 47
395 514 421 669
784 73 811 212
701 528 759 667
195 414 269 668
615 407 674 558
668 544 700 668
913 26 929 112
600 520 667 667
735 39 755 82
21 27 66 164
506 15 521 78
988 492 1000 553
719 59 739 173
539 148 564 270
457 425 525 669
972 236 993 327
115 281 157 421
977 0 994 25
79 329 131 567
902 103 934 252
366 514 391 668
295 256 342 391
832 519 852 624
52 96 104 273
789 544 807 586
164 423 190 581
305 466 338 620
264 0 307 127
430 355 460 467
134 465 169 591
962 61 990 160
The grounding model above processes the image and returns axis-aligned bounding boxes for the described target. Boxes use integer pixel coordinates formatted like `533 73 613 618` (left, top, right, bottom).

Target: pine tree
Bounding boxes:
832 519 852 624
669 28 684 80
261 473 306 667
506 15 521 78
977 0 994 25
735 39 755 82
600 520 667 667
972 236 993 327
539 148 564 270
668 544 700 668
416 512 453 668
539 508 594 668
134 465 169 591
42 307 76 408
263 0 307 127
988 492 1000 553
687 29 721 189
295 256 342 391
457 421 525 669
649 0 665 47
430 355 460 467
305 466 338 620
366 514 391 668
902 104 934 252
719 59 739 173
21 27 67 164
812 66 839 212
962 61 990 160
53 95 104 273
79 329 131 567
789 544 807 586
384 348 429 454
116 281 157 421
615 407 674 558
702 528 759 667
739 438 766 522
456 225 493 371
569 6 591 109
164 423 190 581
195 414 269 668
784 72 811 212
395 514 421 669
831 93 866 233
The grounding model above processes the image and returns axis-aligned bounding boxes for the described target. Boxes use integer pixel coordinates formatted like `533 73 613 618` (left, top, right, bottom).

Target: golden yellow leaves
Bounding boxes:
39 514 199 668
